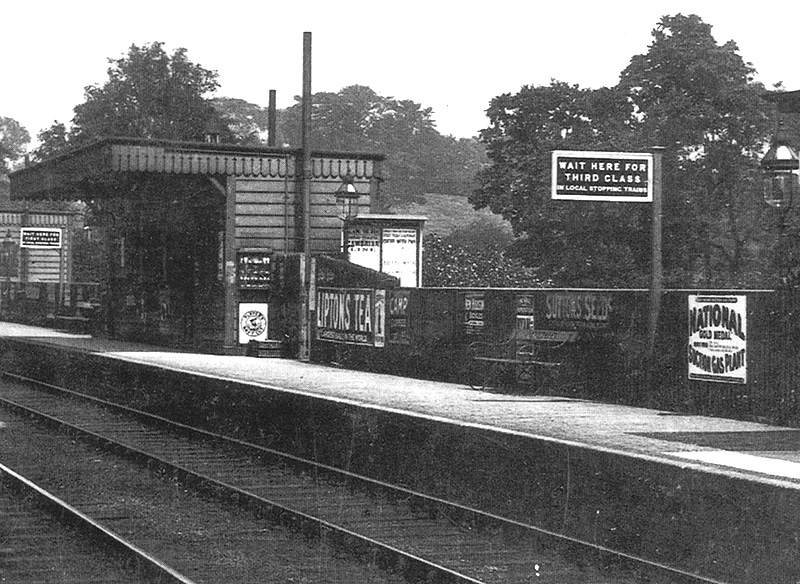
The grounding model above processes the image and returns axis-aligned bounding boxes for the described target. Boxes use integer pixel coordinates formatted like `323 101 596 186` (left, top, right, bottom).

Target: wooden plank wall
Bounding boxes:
0 212 72 283
235 177 297 252
235 176 372 254
26 214 71 283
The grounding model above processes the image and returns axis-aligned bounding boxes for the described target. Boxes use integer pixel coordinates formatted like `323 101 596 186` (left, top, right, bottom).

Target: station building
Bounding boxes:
9 136 394 355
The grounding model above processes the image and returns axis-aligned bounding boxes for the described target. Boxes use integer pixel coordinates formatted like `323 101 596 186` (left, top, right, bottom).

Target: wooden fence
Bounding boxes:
318 287 800 426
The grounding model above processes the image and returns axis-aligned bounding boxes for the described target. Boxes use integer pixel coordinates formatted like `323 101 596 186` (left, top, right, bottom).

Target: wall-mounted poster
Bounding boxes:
316 287 386 347
374 289 386 348
238 303 269 344
381 228 418 287
388 289 410 345
463 292 485 335
344 216 425 287
237 252 272 289
345 225 381 272
515 294 536 336
688 295 747 384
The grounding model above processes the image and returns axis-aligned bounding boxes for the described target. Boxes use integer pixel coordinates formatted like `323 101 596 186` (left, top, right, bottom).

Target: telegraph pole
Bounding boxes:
299 32 312 361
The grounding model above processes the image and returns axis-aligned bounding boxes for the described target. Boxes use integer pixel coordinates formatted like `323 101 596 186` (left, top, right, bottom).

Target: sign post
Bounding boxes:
551 148 664 388
647 147 664 370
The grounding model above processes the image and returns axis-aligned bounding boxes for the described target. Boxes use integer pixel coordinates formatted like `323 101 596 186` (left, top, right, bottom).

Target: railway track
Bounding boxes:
0 371 726 584
0 392 404 583
0 461 189 584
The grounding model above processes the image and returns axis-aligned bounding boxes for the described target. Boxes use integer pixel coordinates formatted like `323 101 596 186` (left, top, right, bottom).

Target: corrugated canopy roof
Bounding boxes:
10 137 384 200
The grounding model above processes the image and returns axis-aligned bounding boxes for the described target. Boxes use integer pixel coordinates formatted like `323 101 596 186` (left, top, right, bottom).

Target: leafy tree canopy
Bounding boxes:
211 97 278 146
0 117 30 172
37 51 486 206
35 122 68 161
36 42 230 159
281 85 486 204
473 14 774 288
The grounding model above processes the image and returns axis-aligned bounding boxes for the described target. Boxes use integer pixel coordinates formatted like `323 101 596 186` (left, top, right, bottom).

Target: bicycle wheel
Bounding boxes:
515 362 540 394
468 360 494 390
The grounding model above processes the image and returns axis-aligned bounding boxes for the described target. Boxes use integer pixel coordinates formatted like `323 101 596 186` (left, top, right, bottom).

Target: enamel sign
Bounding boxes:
552 151 653 202
20 227 62 248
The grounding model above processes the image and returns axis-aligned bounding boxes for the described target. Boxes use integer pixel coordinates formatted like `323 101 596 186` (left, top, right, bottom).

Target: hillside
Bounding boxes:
389 193 513 237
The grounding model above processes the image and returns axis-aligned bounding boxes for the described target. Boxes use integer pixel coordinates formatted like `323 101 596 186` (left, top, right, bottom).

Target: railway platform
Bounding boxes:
1 321 799 583
0 321 796 482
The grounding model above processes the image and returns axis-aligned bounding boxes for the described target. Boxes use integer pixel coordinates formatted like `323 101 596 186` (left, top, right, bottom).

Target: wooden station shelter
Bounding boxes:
9 137 385 354
0 175 85 285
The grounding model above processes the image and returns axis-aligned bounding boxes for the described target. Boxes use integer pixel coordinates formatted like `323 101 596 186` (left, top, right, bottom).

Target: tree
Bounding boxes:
472 81 647 286
473 14 774 288
211 97 280 146
618 14 773 287
424 135 487 197
34 122 68 161
36 42 230 158
0 117 30 172
281 85 486 204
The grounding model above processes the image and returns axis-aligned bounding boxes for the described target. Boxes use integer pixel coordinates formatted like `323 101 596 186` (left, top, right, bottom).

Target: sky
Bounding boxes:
4 0 800 149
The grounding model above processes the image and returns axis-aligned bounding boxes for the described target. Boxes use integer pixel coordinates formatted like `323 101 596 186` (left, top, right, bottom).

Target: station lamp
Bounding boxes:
761 125 800 209
335 170 361 221
760 90 800 209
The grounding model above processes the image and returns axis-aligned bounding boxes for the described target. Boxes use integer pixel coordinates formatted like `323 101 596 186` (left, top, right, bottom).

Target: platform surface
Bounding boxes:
3 322 800 490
